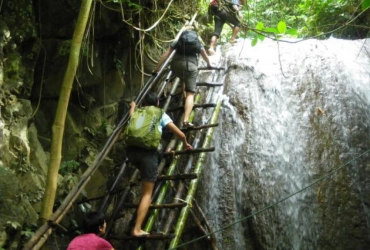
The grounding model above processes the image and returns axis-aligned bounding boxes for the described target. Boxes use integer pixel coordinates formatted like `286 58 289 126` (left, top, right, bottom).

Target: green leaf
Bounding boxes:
264 27 278 34
286 28 298 36
251 37 258 46
277 21 287 34
255 22 264 30
257 34 265 42
7 221 21 229
362 0 370 10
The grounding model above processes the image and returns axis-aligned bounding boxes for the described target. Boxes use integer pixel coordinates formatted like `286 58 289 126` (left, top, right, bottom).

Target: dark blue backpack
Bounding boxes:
177 30 202 55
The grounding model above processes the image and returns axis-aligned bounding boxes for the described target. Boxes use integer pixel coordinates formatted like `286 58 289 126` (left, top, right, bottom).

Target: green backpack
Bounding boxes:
123 106 163 149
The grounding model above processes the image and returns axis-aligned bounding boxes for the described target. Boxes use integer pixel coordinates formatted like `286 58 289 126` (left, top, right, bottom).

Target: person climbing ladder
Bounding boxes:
123 91 193 237
208 0 244 55
152 26 213 127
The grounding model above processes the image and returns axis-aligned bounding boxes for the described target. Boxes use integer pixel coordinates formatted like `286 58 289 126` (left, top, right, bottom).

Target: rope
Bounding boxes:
169 148 370 249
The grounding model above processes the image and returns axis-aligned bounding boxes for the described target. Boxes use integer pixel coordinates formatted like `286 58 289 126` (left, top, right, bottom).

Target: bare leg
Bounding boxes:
132 181 155 236
208 35 218 55
183 92 195 124
230 26 240 44
182 82 186 99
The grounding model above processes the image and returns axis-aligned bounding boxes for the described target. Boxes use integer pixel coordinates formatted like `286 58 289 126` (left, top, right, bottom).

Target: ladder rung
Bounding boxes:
197 82 223 87
123 203 187 209
167 103 217 112
181 123 219 132
163 147 215 157
113 234 175 240
198 67 225 70
157 174 198 181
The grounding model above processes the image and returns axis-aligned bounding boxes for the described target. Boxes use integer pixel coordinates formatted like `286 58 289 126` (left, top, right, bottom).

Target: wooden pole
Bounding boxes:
169 96 222 249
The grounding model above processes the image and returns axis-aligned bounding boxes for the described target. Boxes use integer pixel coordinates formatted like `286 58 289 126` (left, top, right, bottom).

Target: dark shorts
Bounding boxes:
126 146 159 182
210 5 240 38
171 59 198 93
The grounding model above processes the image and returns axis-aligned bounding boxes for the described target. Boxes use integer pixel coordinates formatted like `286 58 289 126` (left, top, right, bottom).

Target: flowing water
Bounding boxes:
199 38 370 250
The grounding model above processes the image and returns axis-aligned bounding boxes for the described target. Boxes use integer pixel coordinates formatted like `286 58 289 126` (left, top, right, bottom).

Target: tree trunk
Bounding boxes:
39 0 93 222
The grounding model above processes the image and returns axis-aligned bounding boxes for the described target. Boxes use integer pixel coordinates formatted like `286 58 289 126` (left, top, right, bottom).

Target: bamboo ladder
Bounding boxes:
22 13 226 250
103 54 226 250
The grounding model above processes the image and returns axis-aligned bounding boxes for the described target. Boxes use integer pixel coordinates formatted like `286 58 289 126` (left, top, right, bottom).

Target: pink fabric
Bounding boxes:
67 233 113 250
210 0 218 6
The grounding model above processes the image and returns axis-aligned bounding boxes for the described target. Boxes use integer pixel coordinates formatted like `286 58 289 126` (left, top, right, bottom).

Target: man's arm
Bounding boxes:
129 101 136 115
200 48 212 68
166 122 193 150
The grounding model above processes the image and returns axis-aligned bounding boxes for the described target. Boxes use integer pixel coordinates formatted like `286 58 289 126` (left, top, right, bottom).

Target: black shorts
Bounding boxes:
171 59 198 93
126 146 159 182
210 5 240 38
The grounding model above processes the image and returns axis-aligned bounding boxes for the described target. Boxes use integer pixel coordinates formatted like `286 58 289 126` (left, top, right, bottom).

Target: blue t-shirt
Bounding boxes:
230 0 240 4
159 112 172 132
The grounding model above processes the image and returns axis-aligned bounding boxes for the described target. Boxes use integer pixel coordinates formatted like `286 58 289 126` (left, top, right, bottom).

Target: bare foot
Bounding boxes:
208 48 215 55
230 39 236 45
132 229 150 237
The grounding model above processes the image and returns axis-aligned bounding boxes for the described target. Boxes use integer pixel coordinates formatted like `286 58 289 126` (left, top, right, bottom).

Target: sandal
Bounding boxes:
183 121 195 128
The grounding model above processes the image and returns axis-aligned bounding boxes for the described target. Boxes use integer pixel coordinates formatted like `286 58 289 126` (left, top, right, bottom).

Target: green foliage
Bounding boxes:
100 120 113 136
5 221 36 246
83 120 113 140
15 187 45 204
60 160 80 175
6 221 22 230
11 151 36 175
20 228 34 240
252 20 298 46
103 0 141 9
58 160 81 199
27 187 45 203
244 0 369 39
202 0 369 42
363 0 370 10
58 40 72 56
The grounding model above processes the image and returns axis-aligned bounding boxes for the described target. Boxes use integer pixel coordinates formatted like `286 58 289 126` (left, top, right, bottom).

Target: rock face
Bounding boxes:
199 38 370 250
2 0 370 249
0 0 146 248
1 0 194 247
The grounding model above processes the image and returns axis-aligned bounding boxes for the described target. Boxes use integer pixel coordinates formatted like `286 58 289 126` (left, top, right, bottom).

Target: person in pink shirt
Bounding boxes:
67 211 114 250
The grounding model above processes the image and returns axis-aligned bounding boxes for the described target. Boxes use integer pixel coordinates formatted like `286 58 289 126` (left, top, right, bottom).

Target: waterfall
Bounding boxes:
200 38 370 250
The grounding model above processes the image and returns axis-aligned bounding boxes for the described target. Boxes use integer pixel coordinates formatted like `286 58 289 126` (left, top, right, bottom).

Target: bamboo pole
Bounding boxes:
39 0 93 224
135 93 202 250
191 198 218 250
104 169 139 236
154 129 204 250
23 14 197 249
99 160 128 213
189 209 218 250
156 84 221 250
169 97 222 249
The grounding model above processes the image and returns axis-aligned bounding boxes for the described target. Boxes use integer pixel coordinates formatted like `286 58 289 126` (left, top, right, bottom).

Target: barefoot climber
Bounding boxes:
126 92 193 237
